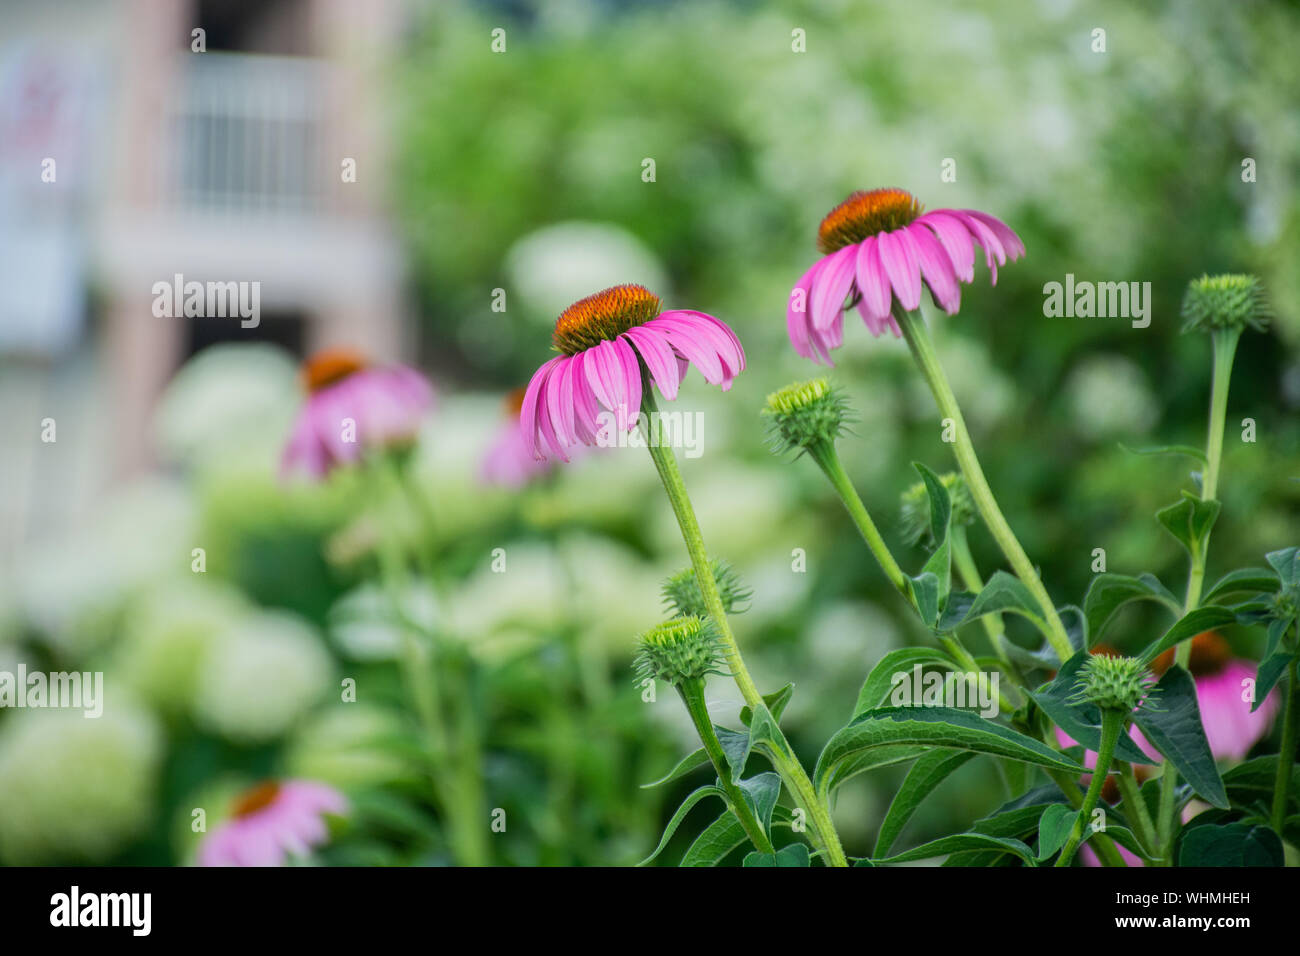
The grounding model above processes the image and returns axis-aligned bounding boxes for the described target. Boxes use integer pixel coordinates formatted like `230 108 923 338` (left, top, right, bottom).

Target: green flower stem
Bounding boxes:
1044 768 1126 867
893 306 1073 664
1116 763 1158 856
373 458 489 867
1056 708 1123 866
641 392 849 867
677 680 775 855
1157 327 1242 862
1272 656 1298 834
951 524 1020 684
806 439 910 598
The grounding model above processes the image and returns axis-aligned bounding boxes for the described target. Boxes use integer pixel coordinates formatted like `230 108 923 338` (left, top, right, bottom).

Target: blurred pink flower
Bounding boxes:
521 284 744 462
281 347 434 479
481 388 555 488
198 780 346 867
786 188 1024 363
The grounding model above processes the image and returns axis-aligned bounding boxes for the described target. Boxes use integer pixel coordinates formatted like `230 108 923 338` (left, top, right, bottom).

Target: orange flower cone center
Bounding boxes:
552 284 661 356
818 188 924 254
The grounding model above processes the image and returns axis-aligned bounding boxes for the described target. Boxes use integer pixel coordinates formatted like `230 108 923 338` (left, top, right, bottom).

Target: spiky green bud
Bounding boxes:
1071 654 1157 712
633 616 728 687
662 560 751 619
1181 274 1270 334
762 378 851 456
899 472 976 546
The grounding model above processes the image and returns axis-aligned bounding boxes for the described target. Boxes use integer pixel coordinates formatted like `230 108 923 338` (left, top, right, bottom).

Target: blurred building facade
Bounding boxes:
0 0 410 558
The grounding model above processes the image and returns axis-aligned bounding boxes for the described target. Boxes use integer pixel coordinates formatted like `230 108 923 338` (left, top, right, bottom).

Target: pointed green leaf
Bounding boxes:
1202 568 1282 605
1137 606 1238 665
1083 572 1181 642
853 647 954 720
637 785 725 866
737 772 782 835
872 832 1036 866
964 571 1046 630
1118 442 1207 464
1252 651 1294 713
815 707 1084 797
1266 547 1299 589
1132 666 1229 809
740 682 794 728
874 750 975 857
680 806 794 867
715 725 752 782
826 746 930 794
1155 493 1220 555
640 748 709 789
1036 804 1077 860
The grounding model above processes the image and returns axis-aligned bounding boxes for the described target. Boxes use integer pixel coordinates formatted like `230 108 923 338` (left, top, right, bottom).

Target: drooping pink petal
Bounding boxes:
520 355 564 461
651 315 726 387
876 227 924 311
660 310 746 377
916 212 976 283
625 324 681 400
613 335 643 431
854 236 893 326
568 350 602 443
809 246 857 333
951 211 1007 283
545 354 577 448
963 210 1026 260
907 221 962 314
787 258 826 360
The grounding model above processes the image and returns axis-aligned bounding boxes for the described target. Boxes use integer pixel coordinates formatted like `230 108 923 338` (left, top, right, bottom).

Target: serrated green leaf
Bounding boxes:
1177 823 1283 866
852 648 954 720
640 747 709 789
637 785 725 866
743 843 811 867
1138 606 1238 665
874 750 975 857
1202 568 1282 605
815 707 1084 797
1083 572 1181 642
1132 666 1229 809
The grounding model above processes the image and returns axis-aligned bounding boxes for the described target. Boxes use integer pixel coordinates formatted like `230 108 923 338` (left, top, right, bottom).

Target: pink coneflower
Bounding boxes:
786 188 1025 363
481 388 556 488
281 347 434 479
197 780 347 867
520 284 744 461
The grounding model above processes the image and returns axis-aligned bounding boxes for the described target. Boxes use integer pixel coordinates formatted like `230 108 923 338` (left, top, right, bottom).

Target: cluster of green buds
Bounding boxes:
899 471 976 547
761 378 850 457
633 616 729 688
1071 653 1158 713
1180 273 1270 335
662 559 751 618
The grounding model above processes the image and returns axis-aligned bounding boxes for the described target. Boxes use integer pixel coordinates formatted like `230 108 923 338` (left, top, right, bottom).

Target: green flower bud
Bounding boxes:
662 560 751 618
899 472 976 546
1180 274 1270 334
1071 654 1157 713
633 616 728 687
762 378 851 456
